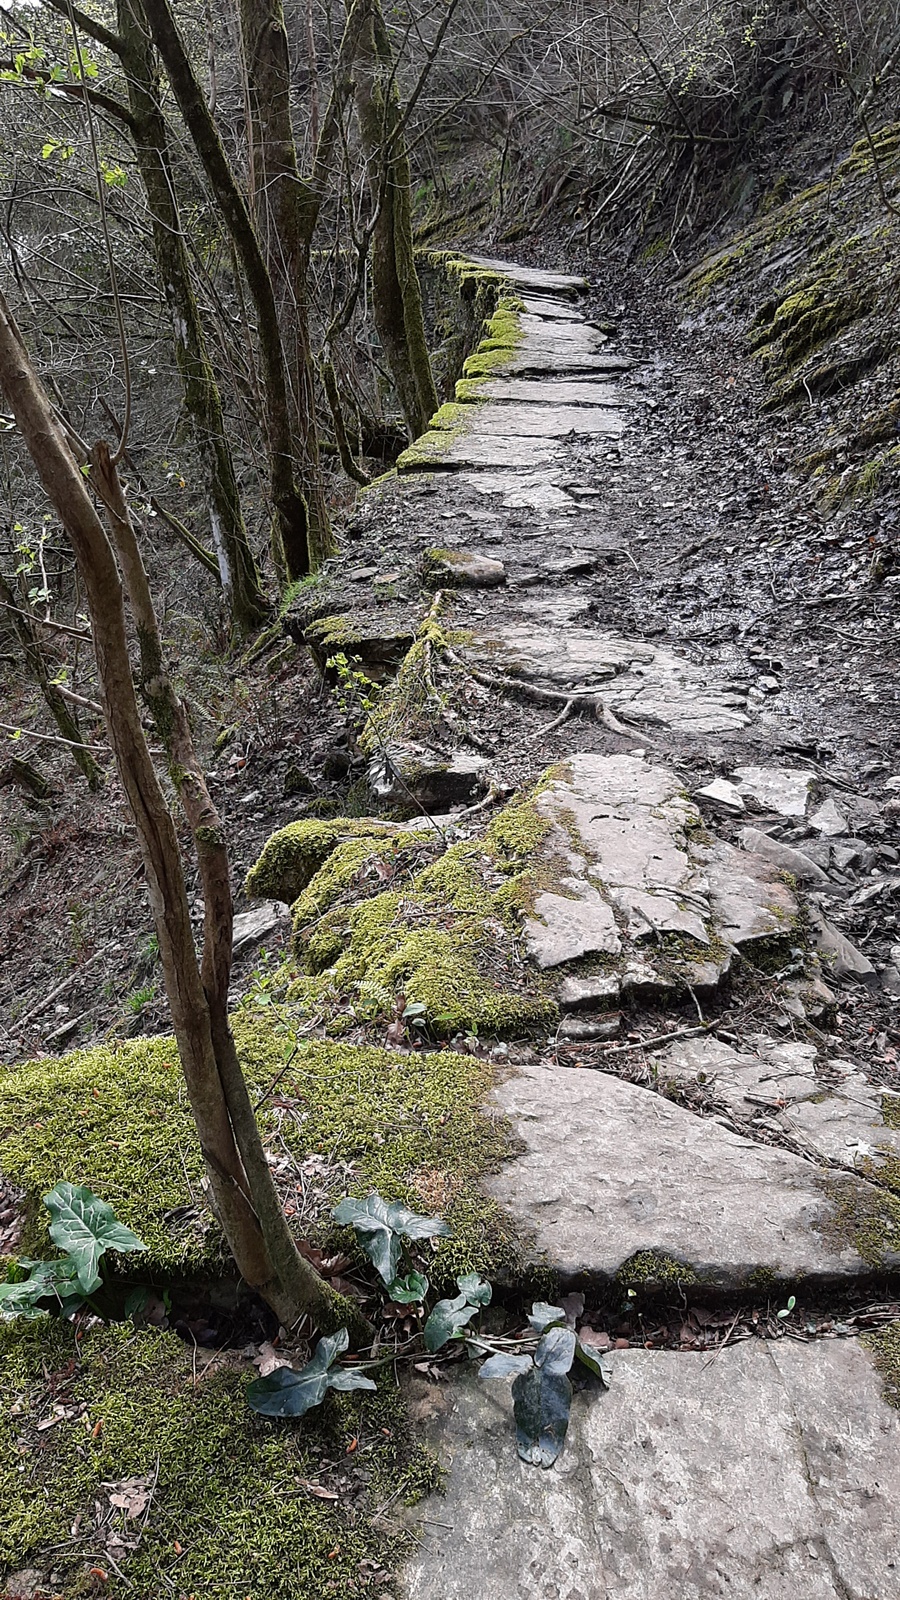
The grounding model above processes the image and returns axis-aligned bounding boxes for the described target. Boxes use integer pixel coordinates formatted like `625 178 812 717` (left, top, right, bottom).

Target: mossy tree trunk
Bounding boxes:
0 571 103 791
0 287 365 1339
238 0 333 565
353 0 438 440
116 0 268 633
140 0 312 581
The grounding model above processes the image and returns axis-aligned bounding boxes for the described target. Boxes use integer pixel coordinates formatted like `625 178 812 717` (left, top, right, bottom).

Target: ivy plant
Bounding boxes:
0 1183 146 1319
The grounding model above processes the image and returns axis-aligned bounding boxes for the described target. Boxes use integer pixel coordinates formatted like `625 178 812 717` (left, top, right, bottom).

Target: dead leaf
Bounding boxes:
297 1478 339 1500
253 1341 292 1378
106 1476 152 1519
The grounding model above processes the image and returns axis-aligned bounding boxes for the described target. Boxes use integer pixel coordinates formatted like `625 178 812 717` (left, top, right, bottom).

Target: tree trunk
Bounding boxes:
117 0 268 634
353 0 438 440
0 571 103 791
140 0 312 580
238 0 334 565
0 287 361 1337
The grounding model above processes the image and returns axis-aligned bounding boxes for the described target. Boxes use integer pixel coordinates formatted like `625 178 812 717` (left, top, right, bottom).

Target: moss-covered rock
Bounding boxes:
245 817 407 905
0 1319 435 1598
864 1322 900 1410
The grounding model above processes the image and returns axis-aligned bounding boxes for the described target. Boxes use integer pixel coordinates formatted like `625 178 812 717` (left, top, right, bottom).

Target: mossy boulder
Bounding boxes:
0 1319 434 1598
245 818 408 905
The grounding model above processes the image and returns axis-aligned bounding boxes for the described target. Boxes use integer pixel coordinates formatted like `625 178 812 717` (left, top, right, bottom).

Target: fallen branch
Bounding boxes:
0 719 106 753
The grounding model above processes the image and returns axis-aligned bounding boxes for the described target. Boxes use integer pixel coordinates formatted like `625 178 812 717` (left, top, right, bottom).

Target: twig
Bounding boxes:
0 719 106 753
17 944 110 1028
597 1023 710 1056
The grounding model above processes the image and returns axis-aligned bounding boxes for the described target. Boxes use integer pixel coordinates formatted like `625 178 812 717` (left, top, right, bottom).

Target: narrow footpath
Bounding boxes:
340 259 900 1600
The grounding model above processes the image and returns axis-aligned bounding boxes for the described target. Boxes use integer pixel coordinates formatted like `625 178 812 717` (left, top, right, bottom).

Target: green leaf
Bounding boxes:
534 1325 576 1377
332 1193 450 1287
457 1272 492 1306
0 1258 81 1319
246 1328 375 1416
527 1302 567 1334
388 1272 429 1304
478 1352 533 1380
423 1292 480 1352
512 1365 573 1468
574 1339 613 1386
43 1183 145 1294
246 1363 330 1418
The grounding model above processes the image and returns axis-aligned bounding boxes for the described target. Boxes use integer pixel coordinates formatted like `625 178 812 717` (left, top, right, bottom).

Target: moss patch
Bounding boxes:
0 1320 435 1598
245 817 409 905
864 1323 900 1410
616 1250 699 1289
822 1172 900 1268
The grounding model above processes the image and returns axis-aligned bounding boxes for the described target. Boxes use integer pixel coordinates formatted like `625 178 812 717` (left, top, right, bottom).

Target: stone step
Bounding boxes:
467 255 587 296
465 377 623 407
401 1339 900 1600
485 1062 899 1286
433 402 626 439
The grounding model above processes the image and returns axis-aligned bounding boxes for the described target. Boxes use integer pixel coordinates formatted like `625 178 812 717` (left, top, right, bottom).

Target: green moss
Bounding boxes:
617 1250 698 1288
290 832 428 930
744 1265 778 1292
303 613 361 651
246 817 404 904
864 1323 900 1410
823 1173 900 1267
236 1021 523 1278
0 1320 434 1598
882 1095 900 1131
0 1037 211 1272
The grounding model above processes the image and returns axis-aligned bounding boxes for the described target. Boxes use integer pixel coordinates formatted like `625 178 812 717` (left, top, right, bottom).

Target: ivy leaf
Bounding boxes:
457 1271 492 1306
0 1258 80 1318
478 1352 533 1380
43 1183 145 1294
246 1328 375 1416
423 1293 480 1352
387 1272 429 1304
511 1365 573 1468
574 1338 613 1386
332 1194 450 1286
527 1302 567 1334
534 1325 577 1377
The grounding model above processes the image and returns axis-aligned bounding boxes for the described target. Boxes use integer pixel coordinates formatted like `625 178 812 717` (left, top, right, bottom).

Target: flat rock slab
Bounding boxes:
467 255 587 296
484 1062 893 1283
434 402 625 438
734 765 815 817
471 377 623 406
231 900 291 955
460 472 576 510
398 431 564 471
401 1340 900 1600
522 755 796 997
477 349 633 378
466 624 750 734
659 1034 900 1179
423 549 506 587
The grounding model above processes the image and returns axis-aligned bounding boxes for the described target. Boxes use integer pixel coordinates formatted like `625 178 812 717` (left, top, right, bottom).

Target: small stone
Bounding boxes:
733 766 814 818
348 565 378 581
739 826 830 886
557 974 621 1012
809 910 876 980
696 778 745 813
809 798 848 836
232 901 291 956
423 548 506 588
558 1013 621 1041
282 765 315 798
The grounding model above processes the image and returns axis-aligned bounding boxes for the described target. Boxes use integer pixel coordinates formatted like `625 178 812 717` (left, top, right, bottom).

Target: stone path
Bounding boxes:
387 260 900 1599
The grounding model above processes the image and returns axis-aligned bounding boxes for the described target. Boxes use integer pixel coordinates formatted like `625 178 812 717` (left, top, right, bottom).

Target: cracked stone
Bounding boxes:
696 777 745 812
484 1062 900 1283
739 825 831 886
557 1013 621 1041
367 744 489 807
557 974 621 1012
809 909 876 980
809 798 849 836
658 1035 900 1178
232 901 291 956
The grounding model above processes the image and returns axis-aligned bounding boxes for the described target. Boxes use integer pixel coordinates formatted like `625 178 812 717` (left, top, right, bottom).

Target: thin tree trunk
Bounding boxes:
0 571 103 790
237 0 333 564
140 0 312 580
117 0 268 633
0 287 359 1336
354 0 438 440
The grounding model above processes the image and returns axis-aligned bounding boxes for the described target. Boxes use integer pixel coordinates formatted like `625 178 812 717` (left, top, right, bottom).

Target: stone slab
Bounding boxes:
401 1340 900 1600
467 625 750 734
485 1062 898 1282
480 350 632 378
467 255 587 295
231 900 291 955
470 377 623 407
460 473 575 510
659 1034 900 1179
740 825 831 886
398 431 564 471
733 765 815 817
434 403 625 438
522 755 797 997
423 549 506 587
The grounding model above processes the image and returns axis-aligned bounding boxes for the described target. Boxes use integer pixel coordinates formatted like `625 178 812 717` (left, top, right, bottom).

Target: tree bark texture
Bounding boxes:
117 0 268 632
140 0 312 579
353 0 438 441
